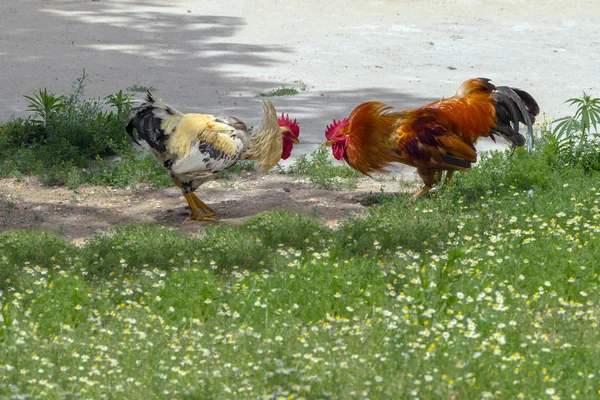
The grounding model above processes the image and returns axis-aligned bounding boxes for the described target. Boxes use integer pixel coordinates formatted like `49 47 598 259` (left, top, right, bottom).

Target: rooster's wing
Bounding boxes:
396 115 478 171
168 115 249 180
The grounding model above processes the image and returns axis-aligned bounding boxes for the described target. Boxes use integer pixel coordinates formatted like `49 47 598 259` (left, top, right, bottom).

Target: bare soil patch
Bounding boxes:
0 172 414 243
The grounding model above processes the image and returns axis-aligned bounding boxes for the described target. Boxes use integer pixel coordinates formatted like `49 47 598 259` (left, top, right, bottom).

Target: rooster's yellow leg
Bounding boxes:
171 177 183 187
192 197 216 215
413 185 433 200
444 170 455 184
414 169 436 200
183 194 217 222
171 178 215 216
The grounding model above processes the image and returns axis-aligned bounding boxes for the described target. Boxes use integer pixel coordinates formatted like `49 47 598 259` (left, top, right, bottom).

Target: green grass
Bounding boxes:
126 84 156 93
0 148 174 189
3 142 600 398
259 87 300 97
288 145 363 190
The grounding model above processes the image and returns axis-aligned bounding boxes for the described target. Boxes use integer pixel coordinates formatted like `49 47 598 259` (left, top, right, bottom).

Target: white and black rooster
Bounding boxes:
126 93 300 221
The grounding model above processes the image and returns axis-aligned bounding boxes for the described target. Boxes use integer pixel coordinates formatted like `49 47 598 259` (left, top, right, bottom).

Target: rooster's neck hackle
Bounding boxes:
344 102 403 174
241 100 284 171
243 127 284 170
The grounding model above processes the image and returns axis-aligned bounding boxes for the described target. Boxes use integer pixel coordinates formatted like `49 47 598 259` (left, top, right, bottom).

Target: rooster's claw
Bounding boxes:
185 214 217 222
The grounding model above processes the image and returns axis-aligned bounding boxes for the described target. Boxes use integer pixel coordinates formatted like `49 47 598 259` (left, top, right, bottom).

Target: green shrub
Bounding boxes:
288 145 362 190
36 73 134 161
0 147 45 178
544 93 600 171
5 71 134 167
0 72 157 186
0 118 40 149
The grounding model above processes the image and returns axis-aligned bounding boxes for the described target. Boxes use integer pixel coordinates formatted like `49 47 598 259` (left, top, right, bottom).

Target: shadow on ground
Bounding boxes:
0 172 414 240
0 0 437 147
0 0 458 240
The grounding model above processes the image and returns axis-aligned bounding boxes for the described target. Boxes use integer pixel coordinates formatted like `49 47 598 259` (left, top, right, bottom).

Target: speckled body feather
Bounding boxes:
126 93 285 194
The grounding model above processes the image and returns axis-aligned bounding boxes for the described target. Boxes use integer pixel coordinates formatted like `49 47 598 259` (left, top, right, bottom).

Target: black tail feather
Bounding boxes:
442 154 471 169
145 90 155 103
124 92 169 152
125 119 141 146
511 88 540 123
492 86 539 150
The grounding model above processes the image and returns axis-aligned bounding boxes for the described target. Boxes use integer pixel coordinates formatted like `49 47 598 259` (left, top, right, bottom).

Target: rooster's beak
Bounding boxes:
325 140 334 147
293 138 300 145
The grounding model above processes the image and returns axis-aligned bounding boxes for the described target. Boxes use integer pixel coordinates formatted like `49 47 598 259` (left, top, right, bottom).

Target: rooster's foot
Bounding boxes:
413 185 433 200
185 213 217 222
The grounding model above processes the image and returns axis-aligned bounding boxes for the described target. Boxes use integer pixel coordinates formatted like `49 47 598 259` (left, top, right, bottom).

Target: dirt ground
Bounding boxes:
0 173 413 243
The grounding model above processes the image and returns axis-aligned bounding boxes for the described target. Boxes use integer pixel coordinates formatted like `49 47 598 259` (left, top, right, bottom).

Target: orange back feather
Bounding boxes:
341 81 498 174
424 94 497 144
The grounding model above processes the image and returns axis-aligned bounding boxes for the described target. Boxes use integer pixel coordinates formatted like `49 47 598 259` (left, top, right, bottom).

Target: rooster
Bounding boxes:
126 93 300 221
325 78 539 199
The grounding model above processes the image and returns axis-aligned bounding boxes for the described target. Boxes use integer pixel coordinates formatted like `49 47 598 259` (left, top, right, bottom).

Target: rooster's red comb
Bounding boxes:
278 113 300 138
325 118 349 140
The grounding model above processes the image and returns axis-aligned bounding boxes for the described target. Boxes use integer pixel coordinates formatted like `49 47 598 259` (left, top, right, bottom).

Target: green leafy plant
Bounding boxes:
0 71 143 184
23 89 64 126
40 71 133 162
553 93 600 147
288 146 362 190
259 87 299 97
0 117 40 149
544 93 600 171
105 90 134 117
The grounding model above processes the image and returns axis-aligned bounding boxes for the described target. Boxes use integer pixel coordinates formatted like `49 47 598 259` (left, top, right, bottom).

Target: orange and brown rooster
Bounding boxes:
126 93 300 221
325 78 539 199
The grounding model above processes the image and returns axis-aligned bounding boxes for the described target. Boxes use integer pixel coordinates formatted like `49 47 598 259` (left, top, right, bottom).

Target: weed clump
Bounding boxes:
542 93 600 172
288 145 362 190
0 72 180 188
259 87 299 97
0 71 143 186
